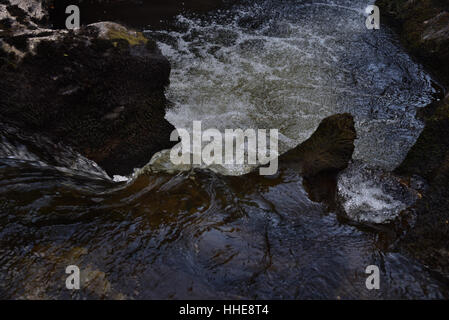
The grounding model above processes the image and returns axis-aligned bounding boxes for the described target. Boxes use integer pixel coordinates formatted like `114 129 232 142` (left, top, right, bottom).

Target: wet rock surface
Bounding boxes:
377 0 449 85
395 95 449 275
0 0 176 176
280 113 356 178
377 0 449 275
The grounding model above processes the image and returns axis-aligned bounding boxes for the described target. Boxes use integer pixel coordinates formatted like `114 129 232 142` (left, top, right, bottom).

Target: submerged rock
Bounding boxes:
337 161 417 224
0 0 176 176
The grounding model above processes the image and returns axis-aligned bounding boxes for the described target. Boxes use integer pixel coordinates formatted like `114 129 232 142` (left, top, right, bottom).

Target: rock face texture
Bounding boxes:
280 113 356 178
377 0 449 274
377 0 449 85
275 113 356 207
0 1 176 176
395 95 449 274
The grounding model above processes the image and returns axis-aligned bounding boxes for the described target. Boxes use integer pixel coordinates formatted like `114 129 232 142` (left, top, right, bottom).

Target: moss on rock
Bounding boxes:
107 26 147 46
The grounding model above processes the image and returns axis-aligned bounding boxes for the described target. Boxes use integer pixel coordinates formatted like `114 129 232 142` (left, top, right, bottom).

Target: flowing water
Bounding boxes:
153 0 435 173
1 0 448 299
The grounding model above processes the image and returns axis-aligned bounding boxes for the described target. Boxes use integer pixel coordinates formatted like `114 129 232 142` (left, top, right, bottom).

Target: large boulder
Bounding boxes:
0 1 176 176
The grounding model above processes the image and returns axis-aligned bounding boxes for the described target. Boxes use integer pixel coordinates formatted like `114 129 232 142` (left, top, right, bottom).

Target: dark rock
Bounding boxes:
377 0 449 86
376 0 449 276
0 1 177 176
394 95 449 275
280 113 356 178
396 96 449 180
276 113 356 209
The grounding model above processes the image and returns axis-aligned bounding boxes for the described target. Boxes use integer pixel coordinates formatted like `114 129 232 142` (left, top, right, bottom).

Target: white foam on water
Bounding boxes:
148 0 435 175
337 161 417 224
339 180 406 224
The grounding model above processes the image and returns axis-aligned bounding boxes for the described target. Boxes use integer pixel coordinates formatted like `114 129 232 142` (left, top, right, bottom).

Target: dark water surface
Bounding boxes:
0 158 447 299
1 0 448 299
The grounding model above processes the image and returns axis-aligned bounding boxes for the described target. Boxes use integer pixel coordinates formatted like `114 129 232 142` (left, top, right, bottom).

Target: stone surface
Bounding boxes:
394 95 449 275
377 0 449 275
377 0 449 85
0 0 176 176
280 113 356 178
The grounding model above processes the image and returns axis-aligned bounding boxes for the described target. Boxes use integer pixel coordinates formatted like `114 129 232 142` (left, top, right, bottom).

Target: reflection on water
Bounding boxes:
0 0 448 299
0 159 448 299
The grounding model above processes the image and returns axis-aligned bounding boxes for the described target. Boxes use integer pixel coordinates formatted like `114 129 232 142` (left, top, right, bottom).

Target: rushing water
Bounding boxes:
1 0 448 299
152 0 435 173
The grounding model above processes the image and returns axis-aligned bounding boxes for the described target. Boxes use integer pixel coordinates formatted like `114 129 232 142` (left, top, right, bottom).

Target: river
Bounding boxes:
0 0 447 299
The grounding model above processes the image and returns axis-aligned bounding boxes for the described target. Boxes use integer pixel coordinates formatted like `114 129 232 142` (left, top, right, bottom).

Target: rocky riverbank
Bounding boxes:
394 94 449 275
0 0 176 176
377 0 449 275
